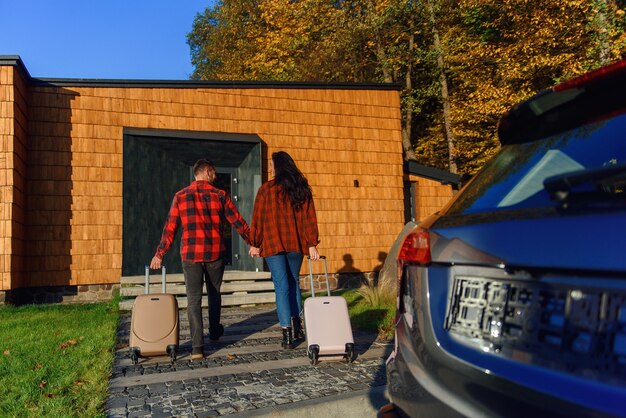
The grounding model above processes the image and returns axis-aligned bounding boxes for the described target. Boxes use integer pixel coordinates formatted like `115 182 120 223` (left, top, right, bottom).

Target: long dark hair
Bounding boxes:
272 151 312 209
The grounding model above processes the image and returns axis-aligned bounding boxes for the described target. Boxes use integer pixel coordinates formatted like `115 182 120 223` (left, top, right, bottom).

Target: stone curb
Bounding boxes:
230 385 389 417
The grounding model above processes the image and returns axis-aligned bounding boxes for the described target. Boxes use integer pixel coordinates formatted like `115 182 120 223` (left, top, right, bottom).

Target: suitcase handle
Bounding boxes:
307 256 330 297
144 265 167 294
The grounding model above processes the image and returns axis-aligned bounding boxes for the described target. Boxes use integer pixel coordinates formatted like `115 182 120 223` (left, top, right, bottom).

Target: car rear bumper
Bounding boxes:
385 264 626 418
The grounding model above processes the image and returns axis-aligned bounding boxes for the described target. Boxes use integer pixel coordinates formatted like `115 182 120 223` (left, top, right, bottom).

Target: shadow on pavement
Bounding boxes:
186 306 281 356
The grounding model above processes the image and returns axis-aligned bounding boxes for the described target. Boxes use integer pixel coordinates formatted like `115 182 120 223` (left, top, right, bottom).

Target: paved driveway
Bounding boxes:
107 305 391 417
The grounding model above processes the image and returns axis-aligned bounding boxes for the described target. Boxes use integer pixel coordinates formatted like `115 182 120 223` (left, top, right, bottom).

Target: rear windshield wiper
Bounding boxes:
543 163 626 209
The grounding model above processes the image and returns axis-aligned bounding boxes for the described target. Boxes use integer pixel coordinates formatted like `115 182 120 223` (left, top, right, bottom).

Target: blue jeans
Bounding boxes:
265 252 304 328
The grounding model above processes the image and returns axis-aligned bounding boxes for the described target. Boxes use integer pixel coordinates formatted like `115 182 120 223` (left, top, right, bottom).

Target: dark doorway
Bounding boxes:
122 129 263 276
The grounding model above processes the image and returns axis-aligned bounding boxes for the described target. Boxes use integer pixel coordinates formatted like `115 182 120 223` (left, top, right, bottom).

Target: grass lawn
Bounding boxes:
0 299 119 418
339 288 396 340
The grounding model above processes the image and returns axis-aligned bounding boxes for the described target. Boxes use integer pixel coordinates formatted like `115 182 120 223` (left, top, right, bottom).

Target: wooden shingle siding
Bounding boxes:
2 59 405 288
0 65 28 291
0 67 8 291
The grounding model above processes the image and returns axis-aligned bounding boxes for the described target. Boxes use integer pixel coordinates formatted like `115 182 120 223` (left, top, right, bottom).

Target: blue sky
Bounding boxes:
0 0 213 80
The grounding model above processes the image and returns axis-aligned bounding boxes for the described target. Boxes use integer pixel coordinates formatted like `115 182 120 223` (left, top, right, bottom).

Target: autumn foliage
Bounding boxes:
188 0 626 175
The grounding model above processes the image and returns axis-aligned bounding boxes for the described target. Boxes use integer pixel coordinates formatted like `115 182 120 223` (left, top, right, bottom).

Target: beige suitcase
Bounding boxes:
129 266 179 364
304 256 356 365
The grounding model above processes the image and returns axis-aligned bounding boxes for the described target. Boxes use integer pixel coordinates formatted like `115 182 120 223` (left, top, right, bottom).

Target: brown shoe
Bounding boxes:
191 353 204 360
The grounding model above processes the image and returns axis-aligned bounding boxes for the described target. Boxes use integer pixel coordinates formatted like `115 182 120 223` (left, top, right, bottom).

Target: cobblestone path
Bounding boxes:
106 306 390 417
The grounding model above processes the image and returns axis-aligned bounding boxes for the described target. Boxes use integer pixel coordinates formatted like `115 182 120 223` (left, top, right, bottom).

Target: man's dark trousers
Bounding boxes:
183 259 225 355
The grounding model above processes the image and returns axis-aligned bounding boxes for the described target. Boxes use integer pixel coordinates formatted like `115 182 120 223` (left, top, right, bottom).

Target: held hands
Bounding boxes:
309 246 320 261
150 256 162 270
249 246 261 258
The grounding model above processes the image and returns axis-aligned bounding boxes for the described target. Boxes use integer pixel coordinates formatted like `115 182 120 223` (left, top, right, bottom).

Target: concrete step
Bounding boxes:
120 270 272 285
119 270 275 310
120 281 275 297
119 292 276 311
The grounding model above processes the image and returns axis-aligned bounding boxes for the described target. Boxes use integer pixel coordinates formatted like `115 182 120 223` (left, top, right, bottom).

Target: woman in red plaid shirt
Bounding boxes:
249 151 320 349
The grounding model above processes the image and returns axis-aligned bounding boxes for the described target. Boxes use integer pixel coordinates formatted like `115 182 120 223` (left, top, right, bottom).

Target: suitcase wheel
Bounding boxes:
308 344 320 366
345 343 356 363
167 345 177 363
129 347 140 365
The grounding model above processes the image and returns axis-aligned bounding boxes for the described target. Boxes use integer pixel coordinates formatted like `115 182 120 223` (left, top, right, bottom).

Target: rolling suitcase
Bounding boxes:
129 265 179 364
304 256 356 365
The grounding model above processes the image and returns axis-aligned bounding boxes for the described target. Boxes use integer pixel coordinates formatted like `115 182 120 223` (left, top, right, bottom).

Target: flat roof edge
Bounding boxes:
0 55 401 90
30 77 403 90
404 160 462 186
123 128 262 142
0 56 32 79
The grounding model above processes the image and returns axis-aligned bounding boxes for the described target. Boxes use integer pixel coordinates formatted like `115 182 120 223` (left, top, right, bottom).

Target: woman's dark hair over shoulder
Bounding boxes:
272 151 312 209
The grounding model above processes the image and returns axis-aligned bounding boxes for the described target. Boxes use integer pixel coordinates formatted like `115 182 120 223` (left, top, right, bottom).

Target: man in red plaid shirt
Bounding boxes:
150 159 251 360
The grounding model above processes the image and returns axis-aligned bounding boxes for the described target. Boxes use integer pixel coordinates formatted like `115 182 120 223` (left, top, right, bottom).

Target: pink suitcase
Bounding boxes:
303 256 356 365
129 266 179 364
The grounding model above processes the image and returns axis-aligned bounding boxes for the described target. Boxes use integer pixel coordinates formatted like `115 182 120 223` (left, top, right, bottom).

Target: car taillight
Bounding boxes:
398 229 431 264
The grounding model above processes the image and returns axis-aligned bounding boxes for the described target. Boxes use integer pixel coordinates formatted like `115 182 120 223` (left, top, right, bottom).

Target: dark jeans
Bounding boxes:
182 259 225 354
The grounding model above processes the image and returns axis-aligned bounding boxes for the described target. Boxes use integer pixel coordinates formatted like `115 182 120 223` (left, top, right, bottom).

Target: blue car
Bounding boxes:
381 59 626 417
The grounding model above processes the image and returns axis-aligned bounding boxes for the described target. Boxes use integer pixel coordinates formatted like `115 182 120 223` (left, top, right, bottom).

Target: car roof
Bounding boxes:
497 59 626 145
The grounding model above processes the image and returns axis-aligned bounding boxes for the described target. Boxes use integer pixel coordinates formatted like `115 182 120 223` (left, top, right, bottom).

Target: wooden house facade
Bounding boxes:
1 55 415 303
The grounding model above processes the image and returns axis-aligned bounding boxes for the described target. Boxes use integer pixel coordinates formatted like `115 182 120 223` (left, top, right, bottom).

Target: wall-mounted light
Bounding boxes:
354 179 359 188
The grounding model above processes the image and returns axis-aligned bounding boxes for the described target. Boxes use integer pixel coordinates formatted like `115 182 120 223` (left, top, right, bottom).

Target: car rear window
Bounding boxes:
445 113 626 216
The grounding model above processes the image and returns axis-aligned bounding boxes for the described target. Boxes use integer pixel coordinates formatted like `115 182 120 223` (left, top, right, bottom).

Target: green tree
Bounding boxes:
416 0 626 174
188 0 375 81
188 0 265 80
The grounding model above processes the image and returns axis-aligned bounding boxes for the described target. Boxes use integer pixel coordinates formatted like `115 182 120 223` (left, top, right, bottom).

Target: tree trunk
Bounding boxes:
402 30 417 161
427 0 457 173
375 41 393 83
595 0 611 65
372 10 415 161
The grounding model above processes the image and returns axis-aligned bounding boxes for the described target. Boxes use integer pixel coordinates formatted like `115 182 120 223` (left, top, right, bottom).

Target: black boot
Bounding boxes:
281 327 294 349
292 316 305 341
209 324 224 342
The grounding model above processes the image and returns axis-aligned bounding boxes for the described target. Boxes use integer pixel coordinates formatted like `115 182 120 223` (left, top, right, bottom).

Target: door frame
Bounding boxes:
122 128 263 275
215 167 239 270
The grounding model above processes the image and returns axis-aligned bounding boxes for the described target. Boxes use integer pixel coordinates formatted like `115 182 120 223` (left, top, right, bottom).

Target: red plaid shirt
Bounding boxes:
155 180 250 263
250 179 319 257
